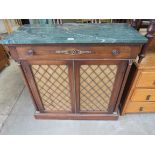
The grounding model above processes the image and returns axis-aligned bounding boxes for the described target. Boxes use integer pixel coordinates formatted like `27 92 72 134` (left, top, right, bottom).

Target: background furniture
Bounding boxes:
131 19 155 63
0 23 147 120
0 19 21 34
121 49 155 114
26 19 128 24
121 20 155 114
0 44 9 70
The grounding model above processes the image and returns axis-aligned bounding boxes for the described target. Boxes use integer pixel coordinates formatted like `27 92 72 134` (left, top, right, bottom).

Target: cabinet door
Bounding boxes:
75 60 127 114
21 60 76 113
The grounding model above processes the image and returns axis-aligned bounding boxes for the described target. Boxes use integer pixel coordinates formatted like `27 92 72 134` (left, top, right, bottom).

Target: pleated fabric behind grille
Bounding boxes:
31 65 72 112
80 65 117 112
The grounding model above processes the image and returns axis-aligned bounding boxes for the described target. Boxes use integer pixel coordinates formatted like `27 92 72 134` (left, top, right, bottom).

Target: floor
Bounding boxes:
0 60 155 135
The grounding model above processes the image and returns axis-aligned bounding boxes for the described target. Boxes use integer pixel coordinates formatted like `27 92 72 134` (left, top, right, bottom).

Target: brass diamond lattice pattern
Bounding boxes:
31 65 72 112
80 65 117 112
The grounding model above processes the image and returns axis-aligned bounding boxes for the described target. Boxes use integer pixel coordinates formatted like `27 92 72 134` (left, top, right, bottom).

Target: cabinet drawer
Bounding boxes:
131 89 155 102
137 72 155 88
15 45 140 60
126 102 155 113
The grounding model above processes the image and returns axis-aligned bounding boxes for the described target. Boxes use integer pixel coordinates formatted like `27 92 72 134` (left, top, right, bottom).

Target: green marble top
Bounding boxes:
0 23 147 44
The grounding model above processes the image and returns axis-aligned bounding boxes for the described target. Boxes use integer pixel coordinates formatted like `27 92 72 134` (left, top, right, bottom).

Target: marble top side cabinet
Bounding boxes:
0 23 147 120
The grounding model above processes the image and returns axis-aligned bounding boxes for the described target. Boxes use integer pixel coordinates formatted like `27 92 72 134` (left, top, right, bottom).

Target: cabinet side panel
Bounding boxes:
21 61 45 112
120 63 139 114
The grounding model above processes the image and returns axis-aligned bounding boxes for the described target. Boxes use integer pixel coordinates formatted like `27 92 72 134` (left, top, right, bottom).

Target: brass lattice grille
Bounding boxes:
80 65 117 112
31 65 72 112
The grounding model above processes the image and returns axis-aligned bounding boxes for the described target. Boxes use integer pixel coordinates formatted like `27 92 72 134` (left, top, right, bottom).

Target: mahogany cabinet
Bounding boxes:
0 23 147 120
8 44 142 120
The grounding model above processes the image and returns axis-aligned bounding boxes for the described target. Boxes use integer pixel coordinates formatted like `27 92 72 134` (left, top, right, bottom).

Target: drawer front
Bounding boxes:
15 45 140 60
126 102 155 113
131 89 155 102
137 72 155 88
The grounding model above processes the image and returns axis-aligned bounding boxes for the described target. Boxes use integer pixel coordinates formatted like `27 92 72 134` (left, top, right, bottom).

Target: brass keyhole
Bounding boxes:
146 95 151 101
139 107 144 111
27 49 35 55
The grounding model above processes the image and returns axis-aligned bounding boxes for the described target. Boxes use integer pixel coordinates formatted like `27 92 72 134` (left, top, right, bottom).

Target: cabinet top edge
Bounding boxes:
5 43 143 47
0 23 147 44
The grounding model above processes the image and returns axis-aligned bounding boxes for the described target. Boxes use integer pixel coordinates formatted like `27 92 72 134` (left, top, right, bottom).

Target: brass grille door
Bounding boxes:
75 60 127 114
28 60 75 113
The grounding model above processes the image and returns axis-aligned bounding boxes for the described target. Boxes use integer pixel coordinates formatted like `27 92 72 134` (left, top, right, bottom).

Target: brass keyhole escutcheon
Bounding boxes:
146 95 151 101
139 107 144 112
27 49 35 55
112 49 120 55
